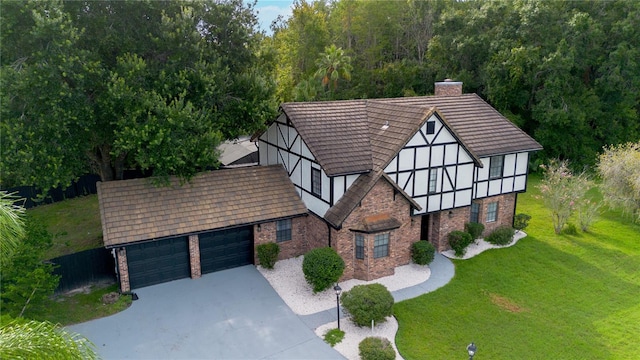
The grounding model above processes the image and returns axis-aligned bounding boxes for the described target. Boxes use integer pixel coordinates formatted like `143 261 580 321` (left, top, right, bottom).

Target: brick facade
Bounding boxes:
117 248 131 292
254 216 309 264
332 178 420 281
188 235 201 279
434 80 463 96
425 193 517 251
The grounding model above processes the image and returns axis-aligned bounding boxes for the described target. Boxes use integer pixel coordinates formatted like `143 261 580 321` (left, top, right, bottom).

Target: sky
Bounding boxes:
251 0 294 34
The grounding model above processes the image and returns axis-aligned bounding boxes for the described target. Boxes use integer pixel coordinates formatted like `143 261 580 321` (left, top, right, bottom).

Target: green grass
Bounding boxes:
27 283 132 326
395 175 640 359
27 194 103 259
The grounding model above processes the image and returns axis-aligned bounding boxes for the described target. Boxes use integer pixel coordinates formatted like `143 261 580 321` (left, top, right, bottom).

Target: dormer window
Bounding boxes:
311 167 322 197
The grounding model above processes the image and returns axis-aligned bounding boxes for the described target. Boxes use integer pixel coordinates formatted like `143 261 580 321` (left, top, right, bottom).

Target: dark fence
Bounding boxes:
4 169 150 209
50 247 116 294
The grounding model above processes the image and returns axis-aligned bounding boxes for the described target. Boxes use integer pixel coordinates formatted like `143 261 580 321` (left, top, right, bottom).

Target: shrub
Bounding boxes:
577 199 600 232
464 222 485 240
514 213 531 231
340 283 394 327
448 230 473 257
411 240 435 265
302 247 345 293
562 222 578 235
256 243 280 269
323 328 345 347
485 226 516 245
359 337 396 360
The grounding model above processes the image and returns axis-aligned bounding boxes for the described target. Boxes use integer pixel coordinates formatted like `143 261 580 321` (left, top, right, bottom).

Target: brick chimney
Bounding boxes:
434 79 463 96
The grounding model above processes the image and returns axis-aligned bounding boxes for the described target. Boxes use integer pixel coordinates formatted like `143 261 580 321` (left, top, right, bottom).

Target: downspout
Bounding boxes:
327 222 332 248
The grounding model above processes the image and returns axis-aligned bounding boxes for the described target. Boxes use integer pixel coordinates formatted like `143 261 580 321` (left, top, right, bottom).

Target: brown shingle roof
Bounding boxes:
350 213 402 233
382 94 543 157
281 101 372 176
281 94 541 175
281 94 542 228
98 165 307 247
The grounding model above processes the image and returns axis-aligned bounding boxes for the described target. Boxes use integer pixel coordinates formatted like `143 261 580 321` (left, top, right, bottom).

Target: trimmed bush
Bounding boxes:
465 222 485 240
411 240 435 265
302 247 345 293
485 226 516 245
340 283 394 327
514 213 532 231
359 337 396 360
323 328 345 347
448 230 473 257
256 242 280 269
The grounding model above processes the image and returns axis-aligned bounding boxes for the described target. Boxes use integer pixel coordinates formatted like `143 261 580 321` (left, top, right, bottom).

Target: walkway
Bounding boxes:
298 253 455 330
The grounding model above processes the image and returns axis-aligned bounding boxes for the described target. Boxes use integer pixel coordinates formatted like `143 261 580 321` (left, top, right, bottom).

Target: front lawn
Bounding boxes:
26 283 132 326
395 176 640 359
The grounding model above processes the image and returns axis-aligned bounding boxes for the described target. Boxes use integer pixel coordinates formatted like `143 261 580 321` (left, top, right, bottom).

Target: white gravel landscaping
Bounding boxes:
258 232 525 359
315 317 403 360
441 230 527 260
257 257 430 315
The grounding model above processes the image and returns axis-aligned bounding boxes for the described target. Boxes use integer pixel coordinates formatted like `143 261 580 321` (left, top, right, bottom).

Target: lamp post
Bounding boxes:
467 342 477 360
334 283 342 330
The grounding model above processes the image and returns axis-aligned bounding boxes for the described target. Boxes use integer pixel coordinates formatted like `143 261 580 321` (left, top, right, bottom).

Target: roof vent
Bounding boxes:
381 121 389 130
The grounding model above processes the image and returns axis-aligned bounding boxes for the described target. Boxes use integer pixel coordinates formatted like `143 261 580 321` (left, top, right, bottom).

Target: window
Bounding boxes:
311 168 322 196
355 234 364 260
276 219 292 242
489 155 504 179
426 121 436 135
373 233 389 258
486 202 498 222
428 168 438 194
470 202 480 223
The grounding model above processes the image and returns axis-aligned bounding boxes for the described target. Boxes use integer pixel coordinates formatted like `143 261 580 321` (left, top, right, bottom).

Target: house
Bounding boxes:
218 136 259 167
98 80 541 291
256 80 542 281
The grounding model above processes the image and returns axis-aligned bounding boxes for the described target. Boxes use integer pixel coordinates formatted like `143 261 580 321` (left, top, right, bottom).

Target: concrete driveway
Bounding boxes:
69 265 343 359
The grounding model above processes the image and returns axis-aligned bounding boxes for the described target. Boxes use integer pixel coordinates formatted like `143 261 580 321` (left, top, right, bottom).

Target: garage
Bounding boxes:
98 165 308 292
199 227 253 274
126 236 190 289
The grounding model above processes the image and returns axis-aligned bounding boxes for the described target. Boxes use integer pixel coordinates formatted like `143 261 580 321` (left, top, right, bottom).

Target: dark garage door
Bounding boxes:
199 227 253 274
126 236 190 289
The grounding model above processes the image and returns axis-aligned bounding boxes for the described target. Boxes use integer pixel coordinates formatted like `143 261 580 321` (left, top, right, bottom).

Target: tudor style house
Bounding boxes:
256 80 542 281
98 80 541 292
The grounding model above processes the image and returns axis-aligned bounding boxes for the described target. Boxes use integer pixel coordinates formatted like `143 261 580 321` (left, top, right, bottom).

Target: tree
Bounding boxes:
315 44 352 99
271 0 330 102
0 191 98 359
1 214 59 318
597 142 640 222
537 160 593 234
1 0 276 192
0 318 98 360
0 192 25 264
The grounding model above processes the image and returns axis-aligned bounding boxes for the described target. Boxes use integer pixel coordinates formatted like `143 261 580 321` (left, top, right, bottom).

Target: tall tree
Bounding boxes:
271 0 330 102
315 44 352 99
1 0 276 191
